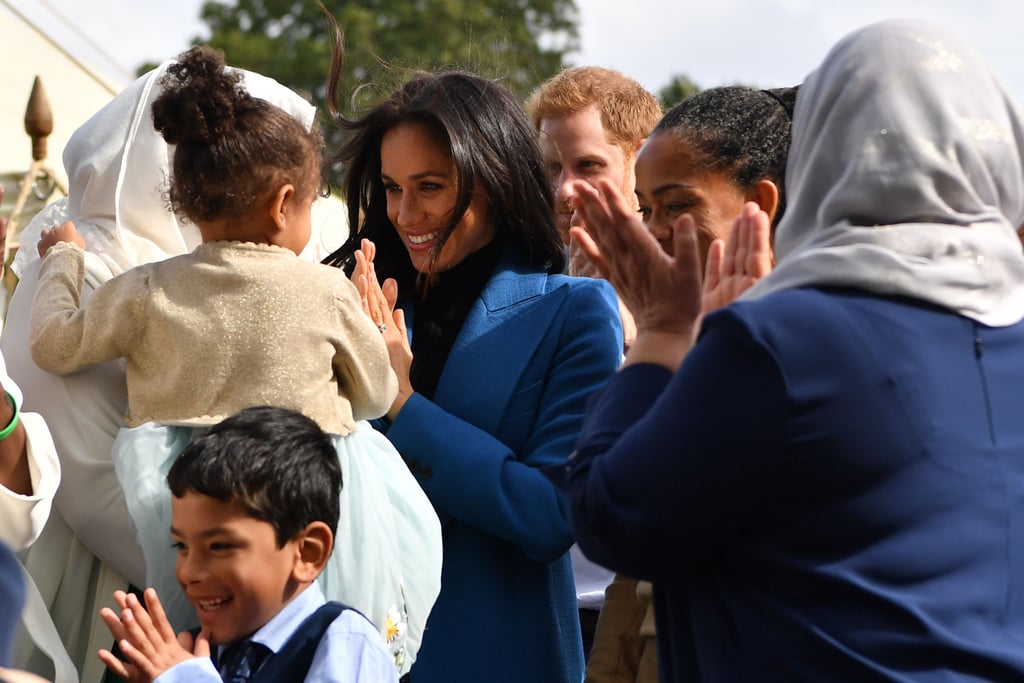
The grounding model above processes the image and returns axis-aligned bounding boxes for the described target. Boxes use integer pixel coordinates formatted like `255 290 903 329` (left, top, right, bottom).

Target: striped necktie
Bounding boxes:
218 640 271 683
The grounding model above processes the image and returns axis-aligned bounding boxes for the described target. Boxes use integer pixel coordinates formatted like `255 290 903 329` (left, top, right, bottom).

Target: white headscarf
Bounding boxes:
741 19 1024 327
12 61 340 285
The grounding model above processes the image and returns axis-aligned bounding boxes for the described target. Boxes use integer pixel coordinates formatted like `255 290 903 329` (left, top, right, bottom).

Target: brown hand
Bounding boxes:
701 202 773 315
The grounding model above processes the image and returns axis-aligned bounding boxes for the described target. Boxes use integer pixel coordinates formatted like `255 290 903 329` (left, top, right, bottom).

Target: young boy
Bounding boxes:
98 406 398 683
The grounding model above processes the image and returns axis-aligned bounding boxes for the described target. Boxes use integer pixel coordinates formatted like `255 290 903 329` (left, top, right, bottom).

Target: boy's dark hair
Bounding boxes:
167 406 341 547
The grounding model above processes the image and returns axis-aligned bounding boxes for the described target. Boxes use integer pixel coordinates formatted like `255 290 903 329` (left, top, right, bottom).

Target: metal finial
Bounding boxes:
25 76 54 161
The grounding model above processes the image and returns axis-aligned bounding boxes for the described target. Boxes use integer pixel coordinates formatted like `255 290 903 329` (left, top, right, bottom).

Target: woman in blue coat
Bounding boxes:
563 19 1024 683
323 71 622 682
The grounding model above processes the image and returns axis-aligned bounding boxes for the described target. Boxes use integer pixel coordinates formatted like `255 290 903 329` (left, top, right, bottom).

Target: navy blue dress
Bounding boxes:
565 287 1024 682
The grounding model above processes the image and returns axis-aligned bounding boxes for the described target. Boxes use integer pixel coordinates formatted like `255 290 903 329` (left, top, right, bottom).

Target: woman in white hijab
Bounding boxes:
3 59 439 681
561 19 1024 682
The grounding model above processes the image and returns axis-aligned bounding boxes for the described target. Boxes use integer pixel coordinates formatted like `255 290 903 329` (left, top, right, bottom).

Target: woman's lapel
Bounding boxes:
433 261 564 434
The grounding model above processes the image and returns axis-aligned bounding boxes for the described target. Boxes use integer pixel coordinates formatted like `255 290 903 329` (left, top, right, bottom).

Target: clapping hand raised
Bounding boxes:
353 238 413 420
98 589 206 683
569 179 703 338
569 182 773 370
701 202 773 315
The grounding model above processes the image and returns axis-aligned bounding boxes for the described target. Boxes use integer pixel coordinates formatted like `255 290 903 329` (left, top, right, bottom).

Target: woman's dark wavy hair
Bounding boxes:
655 85 798 230
320 25 564 294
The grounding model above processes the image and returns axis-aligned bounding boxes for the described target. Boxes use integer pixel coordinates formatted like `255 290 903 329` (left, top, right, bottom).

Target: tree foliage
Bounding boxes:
195 0 579 124
658 73 701 110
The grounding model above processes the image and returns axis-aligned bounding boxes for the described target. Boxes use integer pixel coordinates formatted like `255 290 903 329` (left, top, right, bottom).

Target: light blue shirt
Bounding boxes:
155 583 398 683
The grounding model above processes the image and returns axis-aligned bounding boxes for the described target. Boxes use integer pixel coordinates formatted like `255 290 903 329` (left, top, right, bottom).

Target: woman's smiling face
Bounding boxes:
379 122 495 274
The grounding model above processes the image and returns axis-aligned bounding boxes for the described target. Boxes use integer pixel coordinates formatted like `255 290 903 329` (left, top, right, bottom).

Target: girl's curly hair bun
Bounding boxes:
152 46 251 146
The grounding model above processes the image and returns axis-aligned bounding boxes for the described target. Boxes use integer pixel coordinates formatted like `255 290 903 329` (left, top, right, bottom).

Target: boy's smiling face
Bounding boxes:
171 491 303 644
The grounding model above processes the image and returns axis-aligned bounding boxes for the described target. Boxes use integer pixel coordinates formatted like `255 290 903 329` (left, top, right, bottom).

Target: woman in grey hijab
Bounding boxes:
561 19 1024 682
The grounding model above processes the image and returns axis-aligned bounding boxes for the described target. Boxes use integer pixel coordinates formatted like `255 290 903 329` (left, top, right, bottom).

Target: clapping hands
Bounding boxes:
98 588 207 683
352 238 414 420
569 181 773 369
701 202 773 315
569 179 703 337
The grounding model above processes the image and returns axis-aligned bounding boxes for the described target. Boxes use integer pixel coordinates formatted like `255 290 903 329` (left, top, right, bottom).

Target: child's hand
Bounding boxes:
37 221 85 258
98 588 203 683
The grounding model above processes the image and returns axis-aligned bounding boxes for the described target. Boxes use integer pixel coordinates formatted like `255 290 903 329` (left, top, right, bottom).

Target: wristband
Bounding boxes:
0 391 20 441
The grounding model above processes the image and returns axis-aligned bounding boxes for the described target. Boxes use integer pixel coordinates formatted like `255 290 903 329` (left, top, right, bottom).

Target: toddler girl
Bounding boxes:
28 46 440 675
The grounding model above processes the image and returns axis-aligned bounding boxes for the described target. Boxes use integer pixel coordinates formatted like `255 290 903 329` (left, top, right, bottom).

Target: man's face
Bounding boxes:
538 105 637 243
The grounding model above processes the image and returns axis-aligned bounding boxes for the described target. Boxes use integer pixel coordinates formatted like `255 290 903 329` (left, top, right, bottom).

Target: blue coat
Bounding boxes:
385 250 622 683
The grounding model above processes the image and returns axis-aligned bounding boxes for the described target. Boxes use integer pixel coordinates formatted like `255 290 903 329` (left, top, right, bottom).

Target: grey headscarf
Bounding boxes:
742 19 1024 326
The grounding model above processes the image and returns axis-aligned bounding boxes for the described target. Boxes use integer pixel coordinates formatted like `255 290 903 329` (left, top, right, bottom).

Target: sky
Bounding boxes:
6 0 1024 107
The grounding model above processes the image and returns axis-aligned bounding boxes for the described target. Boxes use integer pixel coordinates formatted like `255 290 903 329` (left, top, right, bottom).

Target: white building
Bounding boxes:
0 4 124 231
0 3 347 314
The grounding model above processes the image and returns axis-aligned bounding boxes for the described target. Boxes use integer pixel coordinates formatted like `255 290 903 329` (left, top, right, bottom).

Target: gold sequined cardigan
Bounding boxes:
29 241 397 435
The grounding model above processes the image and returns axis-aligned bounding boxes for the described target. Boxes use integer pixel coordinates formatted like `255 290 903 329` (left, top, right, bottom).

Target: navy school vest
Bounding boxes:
196 601 358 682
